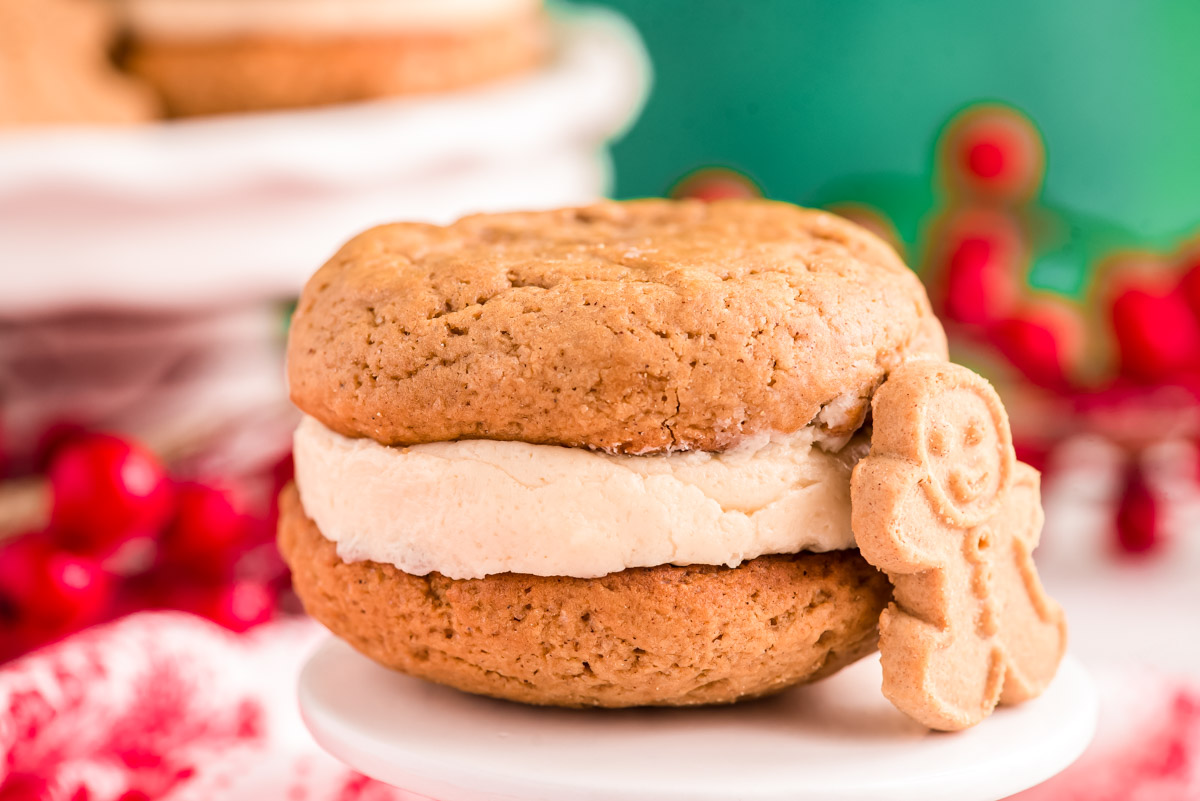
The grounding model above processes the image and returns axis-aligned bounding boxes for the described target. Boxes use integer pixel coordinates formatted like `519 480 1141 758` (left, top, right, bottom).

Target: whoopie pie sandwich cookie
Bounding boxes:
279 199 1066 728
117 0 548 116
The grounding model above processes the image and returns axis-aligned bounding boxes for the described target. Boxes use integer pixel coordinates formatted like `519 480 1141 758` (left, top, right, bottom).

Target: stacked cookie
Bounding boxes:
118 0 548 115
1 0 549 124
279 199 1066 727
0 0 157 126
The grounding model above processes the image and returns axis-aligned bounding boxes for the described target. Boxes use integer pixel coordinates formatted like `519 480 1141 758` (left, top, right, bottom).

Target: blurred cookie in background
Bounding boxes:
0 0 159 126
118 0 549 116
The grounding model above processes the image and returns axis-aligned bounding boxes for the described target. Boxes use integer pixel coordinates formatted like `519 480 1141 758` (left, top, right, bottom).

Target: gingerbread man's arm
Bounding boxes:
852 458 958 629
853 458 954 574
854 456 1007 730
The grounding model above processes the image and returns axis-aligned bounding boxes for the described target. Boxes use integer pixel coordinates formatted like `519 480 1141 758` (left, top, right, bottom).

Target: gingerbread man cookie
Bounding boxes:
851 360 1067 731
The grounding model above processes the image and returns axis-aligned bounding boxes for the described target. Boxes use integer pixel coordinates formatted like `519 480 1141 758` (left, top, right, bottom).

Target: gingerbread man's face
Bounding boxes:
920 387 1010 527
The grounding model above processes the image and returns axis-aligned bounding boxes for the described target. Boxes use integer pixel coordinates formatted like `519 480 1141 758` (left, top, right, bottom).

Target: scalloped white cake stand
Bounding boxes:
299 637 1097 801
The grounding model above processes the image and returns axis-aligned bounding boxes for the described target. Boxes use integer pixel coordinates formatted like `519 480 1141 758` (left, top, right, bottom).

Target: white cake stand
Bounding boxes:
299 638 1097 801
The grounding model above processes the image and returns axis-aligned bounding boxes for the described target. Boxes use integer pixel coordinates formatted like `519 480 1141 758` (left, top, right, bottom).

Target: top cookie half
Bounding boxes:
287 199 948 454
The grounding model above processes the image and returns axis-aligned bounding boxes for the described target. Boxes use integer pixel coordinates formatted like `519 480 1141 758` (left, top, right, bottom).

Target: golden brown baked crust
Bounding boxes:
124 13 546 116
0 0 159 126
288 200 948 454
278 484 890 707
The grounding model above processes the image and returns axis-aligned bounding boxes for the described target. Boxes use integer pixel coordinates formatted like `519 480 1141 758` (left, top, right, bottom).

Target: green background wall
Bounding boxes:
589 0 1200 254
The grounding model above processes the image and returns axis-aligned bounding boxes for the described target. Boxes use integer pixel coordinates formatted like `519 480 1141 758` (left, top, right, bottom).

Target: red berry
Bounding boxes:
990 317 1064 388
1110 285 1200 383
159 484 247 580
966 140 1006 180
33 421 88 472
0 619 34 662
1115 460 1161 556
39 552 110 629
942 104 1044 201
930 209 1023 325
670 167 761 202
0 537 45 612
989 301 1083 389
942 244 994 324
47 434 172 556
1179 255 1200 320
0 534 111 636
196 581 275 633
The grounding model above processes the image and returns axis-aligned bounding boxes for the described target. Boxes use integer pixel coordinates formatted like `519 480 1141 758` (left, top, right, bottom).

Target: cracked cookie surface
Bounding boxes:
287 199 947 454
278 484 890 707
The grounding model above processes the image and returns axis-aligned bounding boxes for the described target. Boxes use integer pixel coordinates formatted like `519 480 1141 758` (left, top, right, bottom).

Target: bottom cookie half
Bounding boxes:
278 484 889 707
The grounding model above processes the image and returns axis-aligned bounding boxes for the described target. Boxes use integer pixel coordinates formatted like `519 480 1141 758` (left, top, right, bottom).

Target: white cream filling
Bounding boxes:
293 416 864 580
119 0 540 37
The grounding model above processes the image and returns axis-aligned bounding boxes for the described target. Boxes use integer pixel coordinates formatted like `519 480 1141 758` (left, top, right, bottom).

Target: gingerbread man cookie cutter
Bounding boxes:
851 361 1067 731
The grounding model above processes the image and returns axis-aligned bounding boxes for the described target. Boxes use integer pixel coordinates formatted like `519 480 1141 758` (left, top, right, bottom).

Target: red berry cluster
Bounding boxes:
930 105 1200 398
0 431 292 662
925 103 1200 557
1094 250 1200 557
925 105 1089 392
1106 249 1200 388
